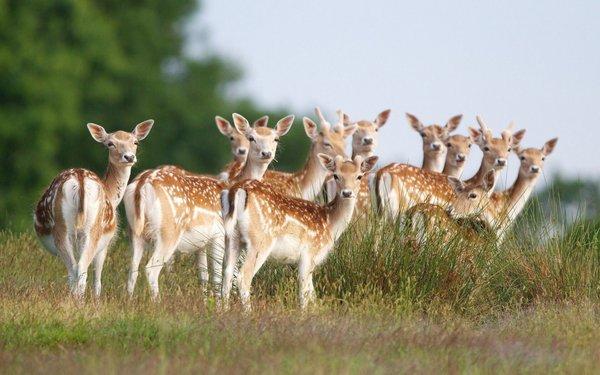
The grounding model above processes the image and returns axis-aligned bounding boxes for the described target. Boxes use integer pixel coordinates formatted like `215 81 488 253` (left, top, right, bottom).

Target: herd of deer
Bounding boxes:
33 109 557 309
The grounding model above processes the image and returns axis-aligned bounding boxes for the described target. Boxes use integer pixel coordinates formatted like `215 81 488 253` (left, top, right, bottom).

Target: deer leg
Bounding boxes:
93 234 112 298
145 235 179 301
53 231 77 293
74 231 100 300
221 230 240 308
298 253 317 310
210 233 225 295
197 248 209 287
127 232 145 297
236 239 273 312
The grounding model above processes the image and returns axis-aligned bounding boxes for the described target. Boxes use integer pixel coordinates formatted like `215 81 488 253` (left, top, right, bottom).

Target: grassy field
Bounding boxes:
1 212 599 374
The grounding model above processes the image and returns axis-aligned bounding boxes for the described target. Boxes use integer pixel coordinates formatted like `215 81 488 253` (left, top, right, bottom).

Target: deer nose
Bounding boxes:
496 158 507 167
341 190 353 198
237 148 247 155
362 137 373 145
260 151 272 159
456 154 466 162
123 154 135 163
531 165 540 173
431 142 442 151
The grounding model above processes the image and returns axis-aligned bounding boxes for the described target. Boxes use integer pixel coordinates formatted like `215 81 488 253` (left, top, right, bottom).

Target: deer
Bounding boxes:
34 120 154 299
261 108 356 200
483 137 558 241
407 113 463 173
123 114 294 299
215 115 268 181
406 169 497 246
441 133 474 178
376 116 526 221
220 153 378 310
324 109 391 216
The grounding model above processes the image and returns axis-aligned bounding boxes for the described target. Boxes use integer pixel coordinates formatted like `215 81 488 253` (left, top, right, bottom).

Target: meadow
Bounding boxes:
1 204 600 374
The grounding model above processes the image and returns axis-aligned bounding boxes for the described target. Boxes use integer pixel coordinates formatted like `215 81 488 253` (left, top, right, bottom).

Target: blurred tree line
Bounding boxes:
0 0 309 230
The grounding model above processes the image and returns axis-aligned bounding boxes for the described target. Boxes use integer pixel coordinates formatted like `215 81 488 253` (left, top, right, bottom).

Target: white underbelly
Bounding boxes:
269 235 305 264
178 224 222 253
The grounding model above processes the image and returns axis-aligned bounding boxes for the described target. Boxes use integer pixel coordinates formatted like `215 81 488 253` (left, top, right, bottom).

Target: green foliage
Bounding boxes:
0 0 308 230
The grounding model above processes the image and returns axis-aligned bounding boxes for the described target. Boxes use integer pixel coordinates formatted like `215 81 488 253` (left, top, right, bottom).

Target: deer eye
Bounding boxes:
468 192 478 199
275 138 280 143
520 156 525 161
323 143 332 148
446 143 452 148
468 144 472 148
333 174 339 181
542 157 546 161
508 147 512 152
248 136 255 142
229 136 234 141
357 175 362 180
420 132 426 138
107 142 115 148
134 140 139 146
483 146 490 152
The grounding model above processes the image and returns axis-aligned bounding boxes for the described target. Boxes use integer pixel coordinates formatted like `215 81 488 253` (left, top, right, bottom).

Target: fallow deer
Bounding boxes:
220 154 378 310
34 120 154 298
215 115 268 181
407 113 462 173
377 117 526 221
484 137 558 241
406 169 497 246
325 109 391 215
123 114 294 298
261 108 356 200
441 134 474 178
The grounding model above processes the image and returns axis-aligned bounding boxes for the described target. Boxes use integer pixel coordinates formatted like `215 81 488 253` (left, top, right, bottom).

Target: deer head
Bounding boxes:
343 109 391 156
318 154 378 199
513 137 558 179
87 120 154 166
216 115 263 160
303 108 355 161
232 113 294 165
443 134 473 171
470 116 526 172
447 169 497 218
407 113 462 156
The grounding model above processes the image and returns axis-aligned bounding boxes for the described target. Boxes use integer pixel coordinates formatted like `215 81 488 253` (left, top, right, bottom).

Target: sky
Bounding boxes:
187 0 599 186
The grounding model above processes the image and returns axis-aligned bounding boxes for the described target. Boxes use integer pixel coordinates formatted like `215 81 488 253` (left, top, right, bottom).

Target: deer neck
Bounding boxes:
442 162 464 178
422 153 445 173
487 171 539 234
297 144 329 200
465 160 491 185
237 157 270 181
103 162 132 207
326 195 357 241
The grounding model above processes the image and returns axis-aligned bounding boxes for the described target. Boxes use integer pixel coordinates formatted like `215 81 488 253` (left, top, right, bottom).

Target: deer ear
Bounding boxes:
406 113 423 132
468 127 483 145
343 124 357 138
444 114 462 133
482 170 497 192
253 115 269 128
275 115 294 137
375 109 391 128
511 129 526 153
232 113 252 136
360 155 378 173
87 123 108 143
317 153 336 172
303 117 319 140
448 176 466 193
215 116 233 135
542 137 558 156
132 119 154 140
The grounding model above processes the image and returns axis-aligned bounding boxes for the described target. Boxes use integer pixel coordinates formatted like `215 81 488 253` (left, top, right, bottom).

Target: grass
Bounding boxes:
0 208 599 373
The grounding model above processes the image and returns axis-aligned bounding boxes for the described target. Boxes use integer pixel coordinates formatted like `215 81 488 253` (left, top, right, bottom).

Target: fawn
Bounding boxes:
441 134 474 178
376 117 526 221
407 113 462 173
123 114 294 298
221 154 378 310
34 120 154 298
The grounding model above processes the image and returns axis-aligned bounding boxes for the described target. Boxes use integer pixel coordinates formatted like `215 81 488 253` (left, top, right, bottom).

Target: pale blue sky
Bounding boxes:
187 0 599 185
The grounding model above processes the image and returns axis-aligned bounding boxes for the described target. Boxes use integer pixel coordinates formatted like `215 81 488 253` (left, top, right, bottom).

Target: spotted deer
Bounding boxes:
325 109 391 215
34 120 154 298
220 154 378 310
406 169 497 245
123 114 294 298
483 137 558 241
377 117 526 221
215 115 268 181
407 113 462 173
262 108 356 200
441 134 474 178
